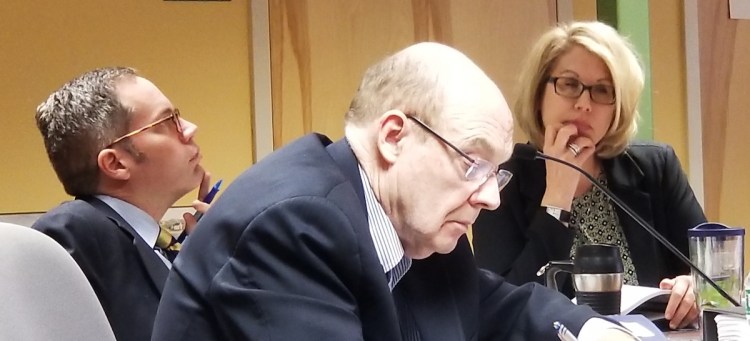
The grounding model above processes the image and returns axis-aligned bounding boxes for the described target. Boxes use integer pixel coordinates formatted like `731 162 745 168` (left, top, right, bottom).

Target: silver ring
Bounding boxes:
567 143 581 157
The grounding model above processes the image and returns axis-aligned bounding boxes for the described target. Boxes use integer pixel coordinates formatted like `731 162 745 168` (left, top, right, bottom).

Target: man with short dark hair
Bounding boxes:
33 67 210 341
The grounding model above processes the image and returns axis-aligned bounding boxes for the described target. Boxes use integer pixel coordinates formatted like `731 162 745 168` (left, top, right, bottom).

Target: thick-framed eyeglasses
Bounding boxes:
405 114 513 192
548 76 616 105
106 109 183 147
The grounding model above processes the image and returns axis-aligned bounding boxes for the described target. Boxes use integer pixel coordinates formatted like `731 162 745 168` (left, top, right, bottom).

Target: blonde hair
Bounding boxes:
515 21 644 157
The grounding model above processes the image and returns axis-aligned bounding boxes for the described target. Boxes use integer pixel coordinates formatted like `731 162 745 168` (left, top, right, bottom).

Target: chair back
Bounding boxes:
0 222 116 341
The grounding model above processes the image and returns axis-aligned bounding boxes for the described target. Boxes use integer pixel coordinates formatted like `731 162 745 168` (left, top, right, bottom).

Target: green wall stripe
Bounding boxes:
597 0 653 140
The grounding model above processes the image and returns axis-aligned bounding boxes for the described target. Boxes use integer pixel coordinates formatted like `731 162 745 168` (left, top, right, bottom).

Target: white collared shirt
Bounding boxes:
95 195 171 268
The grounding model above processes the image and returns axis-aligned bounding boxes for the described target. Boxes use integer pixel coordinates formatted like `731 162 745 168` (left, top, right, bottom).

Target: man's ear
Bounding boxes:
376 110 409 165
97 148 131 181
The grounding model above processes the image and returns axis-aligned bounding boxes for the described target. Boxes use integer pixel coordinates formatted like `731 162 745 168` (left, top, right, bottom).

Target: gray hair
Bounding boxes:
35 67 137 196
345 45 445 129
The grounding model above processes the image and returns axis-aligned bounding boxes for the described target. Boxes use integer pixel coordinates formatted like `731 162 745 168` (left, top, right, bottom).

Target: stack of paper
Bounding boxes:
571 285 671 316
714 314 750 341
619 285 670 315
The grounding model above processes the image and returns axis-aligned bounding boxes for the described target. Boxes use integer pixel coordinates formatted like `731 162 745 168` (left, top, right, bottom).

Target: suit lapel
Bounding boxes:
325 137 366 209
602 152 660 285
85 197 169 293
326 137 405 339
517 158 547 212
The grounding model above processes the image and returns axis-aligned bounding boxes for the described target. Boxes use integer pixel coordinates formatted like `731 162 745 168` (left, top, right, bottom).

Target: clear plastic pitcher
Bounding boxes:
688 222 745 308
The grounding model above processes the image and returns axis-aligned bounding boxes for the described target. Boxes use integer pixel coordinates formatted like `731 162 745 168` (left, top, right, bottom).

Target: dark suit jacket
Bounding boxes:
152 134 599 341
473 141 707 296
32 197 169 341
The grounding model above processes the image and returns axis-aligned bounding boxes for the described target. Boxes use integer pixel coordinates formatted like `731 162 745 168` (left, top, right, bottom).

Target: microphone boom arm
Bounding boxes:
535 152 740 307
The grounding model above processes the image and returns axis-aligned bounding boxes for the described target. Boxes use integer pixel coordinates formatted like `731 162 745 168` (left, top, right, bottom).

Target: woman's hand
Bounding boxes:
540 124 596 210
659 275 699 329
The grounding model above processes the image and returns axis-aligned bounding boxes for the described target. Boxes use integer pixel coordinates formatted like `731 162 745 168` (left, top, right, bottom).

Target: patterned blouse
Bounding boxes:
568 174 639 285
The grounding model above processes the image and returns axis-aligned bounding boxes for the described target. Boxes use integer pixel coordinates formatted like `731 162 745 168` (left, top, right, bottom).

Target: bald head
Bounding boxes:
345 42 512 150
399 42 483 73
345 42 496 126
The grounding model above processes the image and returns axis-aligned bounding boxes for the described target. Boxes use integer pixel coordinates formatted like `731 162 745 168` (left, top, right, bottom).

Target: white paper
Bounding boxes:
714 314 750 340
620 285 671 315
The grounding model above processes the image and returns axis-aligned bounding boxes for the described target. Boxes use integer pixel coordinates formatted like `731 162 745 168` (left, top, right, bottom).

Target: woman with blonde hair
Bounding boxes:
472 21 705 329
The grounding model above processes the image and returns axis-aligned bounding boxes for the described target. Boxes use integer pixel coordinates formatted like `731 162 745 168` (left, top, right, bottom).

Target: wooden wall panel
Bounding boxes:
0 0 253 213
695 1 750 264
445 1 556 104
270 0 413 147
269 0 557 147
698 1 735 221
717 20 750 227
572 0 598 21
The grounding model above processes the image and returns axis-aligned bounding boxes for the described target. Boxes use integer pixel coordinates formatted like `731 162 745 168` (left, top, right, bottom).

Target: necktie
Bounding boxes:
155 226 181 263
388 257 420 340
393 287 421 341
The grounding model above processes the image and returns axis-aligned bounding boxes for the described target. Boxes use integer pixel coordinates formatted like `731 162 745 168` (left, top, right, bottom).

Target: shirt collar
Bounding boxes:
95 194 160 248
358 166 411 289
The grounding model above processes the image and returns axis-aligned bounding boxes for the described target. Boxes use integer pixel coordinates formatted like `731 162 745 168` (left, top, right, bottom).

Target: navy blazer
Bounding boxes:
152 134 599 341
32 197 169 341
473 141 707 295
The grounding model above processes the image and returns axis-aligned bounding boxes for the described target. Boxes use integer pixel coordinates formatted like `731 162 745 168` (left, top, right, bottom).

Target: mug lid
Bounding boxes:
573 244 624 274
688 222 745 237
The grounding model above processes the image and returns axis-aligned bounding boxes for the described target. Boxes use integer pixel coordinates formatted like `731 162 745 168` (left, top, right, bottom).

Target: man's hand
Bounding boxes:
183 172 212 234
659 275 699 329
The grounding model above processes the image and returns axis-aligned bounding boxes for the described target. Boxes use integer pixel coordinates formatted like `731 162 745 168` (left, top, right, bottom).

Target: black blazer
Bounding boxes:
32 197 168 341
473 141 707 295
152 134 599 341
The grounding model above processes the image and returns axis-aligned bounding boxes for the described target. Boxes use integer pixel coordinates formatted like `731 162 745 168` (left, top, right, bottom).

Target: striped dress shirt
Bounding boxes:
358 167 419 340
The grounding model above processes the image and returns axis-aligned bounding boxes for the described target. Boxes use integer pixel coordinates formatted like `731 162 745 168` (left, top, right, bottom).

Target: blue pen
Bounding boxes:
553 321 578 341
194 179 223 221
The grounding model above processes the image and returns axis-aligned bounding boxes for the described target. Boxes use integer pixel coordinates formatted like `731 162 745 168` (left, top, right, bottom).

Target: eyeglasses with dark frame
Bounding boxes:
547 76 616 105
405 114 513 192
106 109 183 148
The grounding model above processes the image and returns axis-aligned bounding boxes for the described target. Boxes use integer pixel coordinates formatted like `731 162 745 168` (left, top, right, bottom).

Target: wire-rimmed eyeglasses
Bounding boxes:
106 109 183 148
405 114 513 192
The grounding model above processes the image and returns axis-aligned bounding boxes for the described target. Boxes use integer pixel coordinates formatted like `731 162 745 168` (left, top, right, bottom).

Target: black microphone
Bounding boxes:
512 143 740 307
